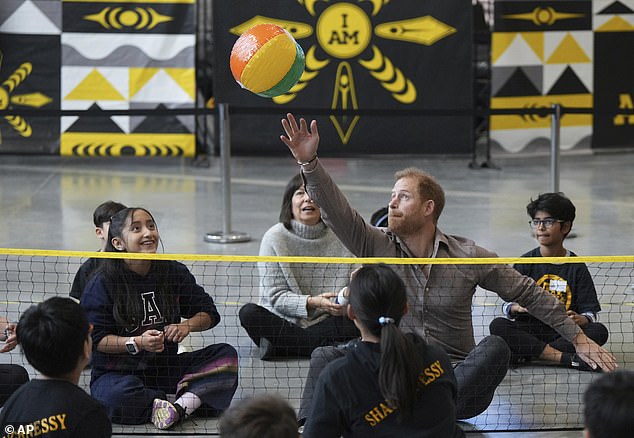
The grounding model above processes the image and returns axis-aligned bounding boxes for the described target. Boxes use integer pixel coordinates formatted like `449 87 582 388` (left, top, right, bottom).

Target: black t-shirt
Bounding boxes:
513 247 601 314
0 379 111 437
304 336 465 438
70 258 102 300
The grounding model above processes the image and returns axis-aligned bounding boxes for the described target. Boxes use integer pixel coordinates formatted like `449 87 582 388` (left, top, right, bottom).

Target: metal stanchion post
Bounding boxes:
549 103 561 193
204 103 251 244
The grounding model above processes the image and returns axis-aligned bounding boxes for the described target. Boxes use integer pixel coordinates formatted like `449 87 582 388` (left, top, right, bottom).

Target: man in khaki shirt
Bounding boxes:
279 113 618 421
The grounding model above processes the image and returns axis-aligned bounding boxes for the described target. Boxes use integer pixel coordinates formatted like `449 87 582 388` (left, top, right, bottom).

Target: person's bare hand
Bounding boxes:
139 329 165 353
310 293 346 316
164 323 190 344
511 303 528 314
573 331 618 372
1 322 17 353
567 310 588 328
280 113 319 163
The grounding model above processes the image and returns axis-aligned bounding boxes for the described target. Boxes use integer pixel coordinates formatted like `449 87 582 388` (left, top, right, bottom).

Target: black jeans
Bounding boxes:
298 335 510 421
453 335 510 419
238 303 359 358
489 316 609 362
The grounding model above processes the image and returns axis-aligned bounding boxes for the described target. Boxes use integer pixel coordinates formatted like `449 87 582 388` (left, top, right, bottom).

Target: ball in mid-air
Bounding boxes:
230 23 305 98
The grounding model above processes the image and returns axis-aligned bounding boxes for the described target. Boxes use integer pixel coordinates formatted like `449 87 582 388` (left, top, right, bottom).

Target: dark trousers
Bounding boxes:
238 303 359 357
90 343 238 424
453 335 510 420
489 316 609 362
0 364 29 406
298 335 510 421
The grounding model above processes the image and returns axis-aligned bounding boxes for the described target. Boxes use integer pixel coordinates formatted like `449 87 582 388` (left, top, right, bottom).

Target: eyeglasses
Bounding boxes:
528 219 564 229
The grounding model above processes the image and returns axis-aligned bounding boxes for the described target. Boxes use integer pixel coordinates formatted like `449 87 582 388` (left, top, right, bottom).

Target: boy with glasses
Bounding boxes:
490 192 609 371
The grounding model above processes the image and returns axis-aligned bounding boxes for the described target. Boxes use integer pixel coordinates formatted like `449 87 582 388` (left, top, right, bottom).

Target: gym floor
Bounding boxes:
1 148 633 437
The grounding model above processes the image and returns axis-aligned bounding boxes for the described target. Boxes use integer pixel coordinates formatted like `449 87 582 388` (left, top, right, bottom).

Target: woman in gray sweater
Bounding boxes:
239 174 359 359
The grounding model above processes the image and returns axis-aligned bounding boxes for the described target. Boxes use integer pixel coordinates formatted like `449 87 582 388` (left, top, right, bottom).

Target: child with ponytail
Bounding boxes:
303 264 464 437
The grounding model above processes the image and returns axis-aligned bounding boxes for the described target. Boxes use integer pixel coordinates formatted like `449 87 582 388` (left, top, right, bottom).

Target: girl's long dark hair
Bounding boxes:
348 264 425 415
103 208 176 329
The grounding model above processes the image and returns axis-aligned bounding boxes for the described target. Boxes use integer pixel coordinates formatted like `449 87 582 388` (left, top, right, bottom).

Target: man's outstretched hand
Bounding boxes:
573 331 618 372
280 113 319 164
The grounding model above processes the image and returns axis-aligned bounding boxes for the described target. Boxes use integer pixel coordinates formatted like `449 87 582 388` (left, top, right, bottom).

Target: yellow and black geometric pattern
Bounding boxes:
60 0 196 157
491 1 593 153
0 0 59 153
491 0 634 152
0 0 197 156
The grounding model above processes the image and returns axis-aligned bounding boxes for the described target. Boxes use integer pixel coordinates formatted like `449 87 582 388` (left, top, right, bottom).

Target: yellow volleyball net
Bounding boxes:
1 248 632 435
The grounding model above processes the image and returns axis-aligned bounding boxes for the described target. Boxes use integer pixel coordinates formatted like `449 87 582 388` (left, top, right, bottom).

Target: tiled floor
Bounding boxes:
1 148 633 437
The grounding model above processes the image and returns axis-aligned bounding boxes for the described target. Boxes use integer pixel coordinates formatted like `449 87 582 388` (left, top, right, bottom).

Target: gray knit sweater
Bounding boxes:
258 220 355 328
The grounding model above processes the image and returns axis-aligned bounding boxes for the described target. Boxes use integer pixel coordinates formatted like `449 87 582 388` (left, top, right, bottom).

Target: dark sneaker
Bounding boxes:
258 337 275 360
298 417 306 434
510 355 532 368
570 353 602 373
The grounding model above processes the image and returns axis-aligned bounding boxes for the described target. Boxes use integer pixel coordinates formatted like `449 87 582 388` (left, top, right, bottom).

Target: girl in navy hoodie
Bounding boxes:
81 207 238 430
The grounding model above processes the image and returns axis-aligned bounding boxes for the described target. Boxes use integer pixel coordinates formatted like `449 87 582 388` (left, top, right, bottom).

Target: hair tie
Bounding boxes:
378 316 395 326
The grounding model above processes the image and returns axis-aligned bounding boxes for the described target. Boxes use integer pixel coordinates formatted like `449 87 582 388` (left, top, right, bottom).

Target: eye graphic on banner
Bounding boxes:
83 7 174 31
502 7 585 26
0 53 53 144
229 2 456 144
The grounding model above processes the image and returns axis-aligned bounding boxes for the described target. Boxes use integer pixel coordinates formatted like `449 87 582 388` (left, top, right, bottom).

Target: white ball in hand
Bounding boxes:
335 287 349 306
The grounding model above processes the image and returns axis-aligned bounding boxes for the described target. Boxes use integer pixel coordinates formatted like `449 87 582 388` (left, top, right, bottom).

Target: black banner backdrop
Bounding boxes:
593 8 634 149
212 0 473 155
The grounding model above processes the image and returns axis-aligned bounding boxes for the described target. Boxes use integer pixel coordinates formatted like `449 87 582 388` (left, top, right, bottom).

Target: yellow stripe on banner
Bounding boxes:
491 94 592 130
1 248 633 265
61 132 196 157
64 0 194 3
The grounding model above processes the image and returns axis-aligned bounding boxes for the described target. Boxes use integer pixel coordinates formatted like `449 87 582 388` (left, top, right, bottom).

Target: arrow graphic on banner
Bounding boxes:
0 51 53 144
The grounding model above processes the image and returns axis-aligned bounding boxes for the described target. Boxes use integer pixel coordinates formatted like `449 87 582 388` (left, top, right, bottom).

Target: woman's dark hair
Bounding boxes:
17 297 90 377
279 173 304 230
348 264 425 415
103 207 175 328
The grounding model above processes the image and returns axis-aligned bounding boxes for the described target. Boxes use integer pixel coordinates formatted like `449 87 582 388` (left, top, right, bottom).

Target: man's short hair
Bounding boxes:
584 370 634 438
526 192 575 223
93 200 127 227
218 393 297 438
394 168 445 222
16 297 90 378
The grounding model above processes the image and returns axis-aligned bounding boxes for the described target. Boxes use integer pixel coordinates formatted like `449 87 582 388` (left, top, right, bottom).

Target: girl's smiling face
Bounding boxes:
113 209 160 253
